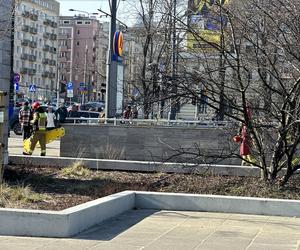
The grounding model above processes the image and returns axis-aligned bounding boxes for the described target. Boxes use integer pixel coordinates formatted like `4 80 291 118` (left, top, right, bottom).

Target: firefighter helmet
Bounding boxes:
32 101 40 110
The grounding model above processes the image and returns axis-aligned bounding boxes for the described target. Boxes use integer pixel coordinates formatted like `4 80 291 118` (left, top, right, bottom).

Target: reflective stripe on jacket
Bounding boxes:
32 112 47 131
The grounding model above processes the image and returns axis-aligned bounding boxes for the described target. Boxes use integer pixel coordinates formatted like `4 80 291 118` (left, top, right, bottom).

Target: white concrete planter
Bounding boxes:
1 191 300 237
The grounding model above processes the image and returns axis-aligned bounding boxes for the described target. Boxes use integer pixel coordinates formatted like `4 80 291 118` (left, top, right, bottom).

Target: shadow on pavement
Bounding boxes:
74 209 158 241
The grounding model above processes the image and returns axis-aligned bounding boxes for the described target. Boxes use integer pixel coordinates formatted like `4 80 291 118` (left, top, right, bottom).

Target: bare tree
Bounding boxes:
124 0 175 118
170 0 300 185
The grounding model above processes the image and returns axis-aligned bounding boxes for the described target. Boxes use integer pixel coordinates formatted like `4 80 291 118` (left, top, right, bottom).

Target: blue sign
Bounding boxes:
14 82 19 92
29 85 36 92
67 82 73 90
79 82 85 87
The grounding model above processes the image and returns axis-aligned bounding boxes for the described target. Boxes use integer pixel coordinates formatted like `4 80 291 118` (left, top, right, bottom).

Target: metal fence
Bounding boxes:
64 117 231 127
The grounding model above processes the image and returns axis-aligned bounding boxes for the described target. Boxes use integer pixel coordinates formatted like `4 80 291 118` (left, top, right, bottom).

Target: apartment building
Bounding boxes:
58 16 109 102
14 0 59 100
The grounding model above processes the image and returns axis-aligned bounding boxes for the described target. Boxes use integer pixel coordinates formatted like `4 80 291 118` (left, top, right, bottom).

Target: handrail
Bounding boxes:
64 117 231 127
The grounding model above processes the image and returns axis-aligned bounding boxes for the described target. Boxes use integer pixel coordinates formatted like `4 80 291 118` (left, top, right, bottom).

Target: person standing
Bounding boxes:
46 106 56 130
24 102 47 156
55 103 68 125
18 101 32 140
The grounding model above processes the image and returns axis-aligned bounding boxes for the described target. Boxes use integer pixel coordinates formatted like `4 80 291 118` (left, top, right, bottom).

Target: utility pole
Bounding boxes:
104 0 117 118
0 0 13 183
56 64 60 107
83 44 88 104
170 0 177 120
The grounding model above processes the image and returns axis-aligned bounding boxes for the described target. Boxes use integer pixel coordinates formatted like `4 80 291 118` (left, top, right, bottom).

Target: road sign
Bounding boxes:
67 82 73 90
14 82 19 92
29 85 36 92
67 89 73 98
79 82 85 87
13 73 20 84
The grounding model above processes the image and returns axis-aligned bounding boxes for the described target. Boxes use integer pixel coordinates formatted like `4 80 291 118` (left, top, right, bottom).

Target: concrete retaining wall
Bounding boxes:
0 191 135 237
10 155 261 177
1 191 300 237
60 125 239 164
136 192 300 217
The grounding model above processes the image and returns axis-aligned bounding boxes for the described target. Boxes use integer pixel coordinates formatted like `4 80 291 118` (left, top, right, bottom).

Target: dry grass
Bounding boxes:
0 183 49 208
59 161 92 179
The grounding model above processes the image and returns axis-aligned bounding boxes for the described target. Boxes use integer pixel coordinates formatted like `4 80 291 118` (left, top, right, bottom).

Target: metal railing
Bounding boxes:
64 117 231 127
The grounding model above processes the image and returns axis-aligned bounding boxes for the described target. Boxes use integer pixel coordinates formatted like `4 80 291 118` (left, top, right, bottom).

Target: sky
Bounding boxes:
57 0 135 25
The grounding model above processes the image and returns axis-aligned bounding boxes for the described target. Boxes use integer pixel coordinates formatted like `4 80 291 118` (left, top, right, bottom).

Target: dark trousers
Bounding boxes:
23 126 31 140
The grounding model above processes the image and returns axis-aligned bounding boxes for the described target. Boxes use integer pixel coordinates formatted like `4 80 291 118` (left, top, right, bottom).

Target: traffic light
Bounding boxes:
101 83 106 93
60 82 66 93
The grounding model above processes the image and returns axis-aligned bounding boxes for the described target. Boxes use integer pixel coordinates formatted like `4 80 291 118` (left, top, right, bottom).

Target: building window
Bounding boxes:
63 20 70 24
76 41 80 46
85 21 90 24
77 30 80 34
77 21 82 24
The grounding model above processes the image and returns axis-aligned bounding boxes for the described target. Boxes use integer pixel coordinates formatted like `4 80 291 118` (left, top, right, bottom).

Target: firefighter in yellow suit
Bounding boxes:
24 102 47 156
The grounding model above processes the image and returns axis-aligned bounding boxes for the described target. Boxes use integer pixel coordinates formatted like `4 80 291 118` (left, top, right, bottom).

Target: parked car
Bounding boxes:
67 102 104 112
66 110 101 123
9 105 56 135
9 107 22 135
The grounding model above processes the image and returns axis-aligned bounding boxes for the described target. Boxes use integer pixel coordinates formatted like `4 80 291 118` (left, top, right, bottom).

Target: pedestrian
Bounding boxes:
55 103 68 125
24 102 47 156
123 105 132 119
46 106 56 130
18 101 32 141
233 123 256 166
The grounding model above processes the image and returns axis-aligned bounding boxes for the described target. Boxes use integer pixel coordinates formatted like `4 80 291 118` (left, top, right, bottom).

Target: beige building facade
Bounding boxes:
14 0 59 101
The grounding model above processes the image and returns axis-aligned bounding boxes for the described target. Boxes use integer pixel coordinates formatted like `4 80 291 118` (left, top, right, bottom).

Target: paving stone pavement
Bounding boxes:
1 209 300 250
8 134 60 157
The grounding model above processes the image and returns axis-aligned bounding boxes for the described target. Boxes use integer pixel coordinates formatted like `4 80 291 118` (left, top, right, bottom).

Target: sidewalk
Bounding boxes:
1 210 300 250
8 134 60 157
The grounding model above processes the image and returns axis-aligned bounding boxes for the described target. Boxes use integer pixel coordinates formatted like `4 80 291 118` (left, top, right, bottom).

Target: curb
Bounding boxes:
1 191 300 237
9 155 261 177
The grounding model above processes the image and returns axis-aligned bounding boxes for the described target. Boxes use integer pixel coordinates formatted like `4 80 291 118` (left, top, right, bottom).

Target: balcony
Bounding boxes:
42 58 49 64
29 13 38 21
60 45 68 51
43 19 51 26
50 22 58 28
20 67 28 74
50 33 57 40
49 59 56 66
43 45 50 51
29 41 37 48
22 11 30 18
42 71 50 77
20 53 28 60
28 55 37 62
43 33 50 39
29 27 38 34
21 39 30 46
59 56 67 62
49 72 56 78
28 69 36 75
58 33 70 40
49 47 57 54
21 25 29 32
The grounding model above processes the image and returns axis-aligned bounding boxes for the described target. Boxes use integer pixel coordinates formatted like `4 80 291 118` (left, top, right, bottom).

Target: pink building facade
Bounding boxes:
58 16 103 102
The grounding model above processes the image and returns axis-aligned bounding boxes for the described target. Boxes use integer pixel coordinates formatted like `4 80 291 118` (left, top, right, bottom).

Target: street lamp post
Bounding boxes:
104 0 117 118
69 9 99 17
